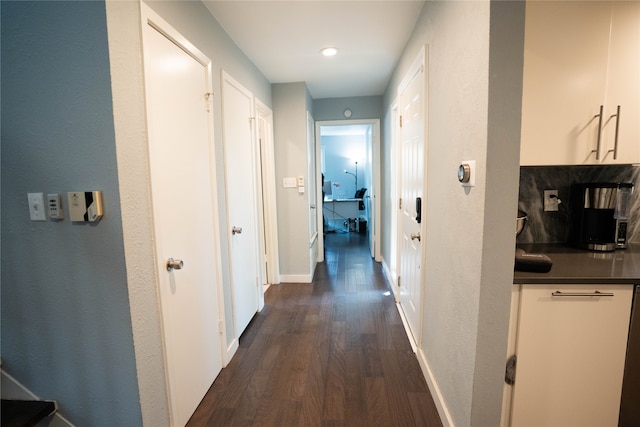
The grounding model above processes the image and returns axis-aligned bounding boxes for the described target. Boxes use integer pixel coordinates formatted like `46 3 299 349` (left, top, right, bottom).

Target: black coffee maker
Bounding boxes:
570 182 634 251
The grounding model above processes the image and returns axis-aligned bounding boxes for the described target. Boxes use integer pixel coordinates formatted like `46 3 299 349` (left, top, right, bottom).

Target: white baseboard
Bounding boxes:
417 346 454 427
224 338 239 368
1 368 75 427
381 257 453 427
279 274 312 283
381 258 399 300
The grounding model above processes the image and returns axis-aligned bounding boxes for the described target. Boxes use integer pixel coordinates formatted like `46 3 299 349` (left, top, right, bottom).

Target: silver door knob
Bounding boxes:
410 232 421 242
166 258 184 271
232 226 243 235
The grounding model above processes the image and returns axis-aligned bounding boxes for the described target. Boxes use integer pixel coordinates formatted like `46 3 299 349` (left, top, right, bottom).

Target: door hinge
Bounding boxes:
505 354 517 385
204 92 214 112
399 115 403 128
397 276 401 287
399 198 402 210
218 320 224 334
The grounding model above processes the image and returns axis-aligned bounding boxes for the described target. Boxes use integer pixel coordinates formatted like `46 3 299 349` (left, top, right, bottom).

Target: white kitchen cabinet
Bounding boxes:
509 284 633 427
520 1 640 166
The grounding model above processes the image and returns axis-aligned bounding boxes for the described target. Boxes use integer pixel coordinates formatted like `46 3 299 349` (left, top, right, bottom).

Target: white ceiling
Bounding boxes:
202 1 426 99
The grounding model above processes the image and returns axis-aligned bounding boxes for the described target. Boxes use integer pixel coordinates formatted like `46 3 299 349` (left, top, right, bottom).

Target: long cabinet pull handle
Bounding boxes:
612 105 621 160
593 105 604 160
551 290 614 297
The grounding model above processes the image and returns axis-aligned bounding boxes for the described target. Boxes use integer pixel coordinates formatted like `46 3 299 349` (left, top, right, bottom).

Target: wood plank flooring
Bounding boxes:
186 232 442 426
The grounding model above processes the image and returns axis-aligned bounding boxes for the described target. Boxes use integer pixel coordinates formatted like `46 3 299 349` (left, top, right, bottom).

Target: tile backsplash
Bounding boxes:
517 165 640 244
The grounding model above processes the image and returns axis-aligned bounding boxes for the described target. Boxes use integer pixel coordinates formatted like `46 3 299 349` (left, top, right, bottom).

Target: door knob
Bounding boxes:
166 258 184 272
411 232 421 242
232 226 243 235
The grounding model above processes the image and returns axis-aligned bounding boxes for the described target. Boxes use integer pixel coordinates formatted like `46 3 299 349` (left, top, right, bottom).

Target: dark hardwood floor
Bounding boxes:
186 232 442 426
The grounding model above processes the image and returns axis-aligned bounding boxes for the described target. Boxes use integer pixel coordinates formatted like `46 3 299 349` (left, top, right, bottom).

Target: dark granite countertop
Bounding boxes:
513 243 640 284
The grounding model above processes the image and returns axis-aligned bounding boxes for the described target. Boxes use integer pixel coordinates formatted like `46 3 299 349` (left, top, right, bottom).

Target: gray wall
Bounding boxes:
273 83 315 280
381 1 525 426
313 96 383 121
1 2 141 425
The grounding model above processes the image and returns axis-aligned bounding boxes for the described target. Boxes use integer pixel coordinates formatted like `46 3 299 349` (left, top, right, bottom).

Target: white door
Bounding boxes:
142 7 223 426
222 72 260 336
398 48 426 345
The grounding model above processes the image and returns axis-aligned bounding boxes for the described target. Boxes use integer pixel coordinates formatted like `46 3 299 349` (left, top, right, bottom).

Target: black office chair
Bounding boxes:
354 188 367 210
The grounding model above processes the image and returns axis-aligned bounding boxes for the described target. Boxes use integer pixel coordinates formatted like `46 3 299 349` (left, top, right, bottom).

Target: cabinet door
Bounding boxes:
520 2 610 166
510 284 633 427
601 1 640 164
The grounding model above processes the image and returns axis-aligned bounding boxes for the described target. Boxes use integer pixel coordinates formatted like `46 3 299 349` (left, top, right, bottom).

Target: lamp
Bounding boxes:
344 161 358 194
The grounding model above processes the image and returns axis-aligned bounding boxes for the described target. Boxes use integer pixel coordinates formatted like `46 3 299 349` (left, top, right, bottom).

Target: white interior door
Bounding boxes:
142 7 223 426
222 72 260 337
398 48 426 346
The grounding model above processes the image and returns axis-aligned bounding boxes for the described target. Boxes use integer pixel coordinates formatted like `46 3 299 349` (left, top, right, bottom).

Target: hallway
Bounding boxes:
187 233 442 426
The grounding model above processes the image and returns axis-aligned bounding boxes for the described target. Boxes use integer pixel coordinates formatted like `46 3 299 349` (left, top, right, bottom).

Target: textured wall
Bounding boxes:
1 2 141 425
518 165 640 244
381 1 525 426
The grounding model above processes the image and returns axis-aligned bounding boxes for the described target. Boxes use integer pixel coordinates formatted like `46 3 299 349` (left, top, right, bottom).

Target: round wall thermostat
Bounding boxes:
343 108 352 118
458 163 471 183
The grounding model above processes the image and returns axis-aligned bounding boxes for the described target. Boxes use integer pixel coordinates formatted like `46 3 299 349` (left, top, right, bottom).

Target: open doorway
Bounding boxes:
315 120 380 261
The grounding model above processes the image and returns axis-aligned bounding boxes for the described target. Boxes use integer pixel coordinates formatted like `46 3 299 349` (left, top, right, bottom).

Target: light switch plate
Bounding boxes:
27 192 46 221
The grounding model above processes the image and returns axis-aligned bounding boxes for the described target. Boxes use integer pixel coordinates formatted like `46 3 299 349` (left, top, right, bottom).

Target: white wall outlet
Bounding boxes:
544 189 559 212
27 192 46 221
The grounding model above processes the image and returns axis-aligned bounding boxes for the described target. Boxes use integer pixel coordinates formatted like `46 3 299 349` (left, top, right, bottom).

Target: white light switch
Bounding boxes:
27 192 46 221
283 177 297 188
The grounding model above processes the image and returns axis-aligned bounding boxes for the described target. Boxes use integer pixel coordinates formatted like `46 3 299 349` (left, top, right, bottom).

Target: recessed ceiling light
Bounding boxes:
320 47 338 57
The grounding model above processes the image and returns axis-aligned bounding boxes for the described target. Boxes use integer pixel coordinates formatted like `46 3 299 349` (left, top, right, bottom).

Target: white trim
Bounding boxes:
225 338 240 366
279 274 313 283
417 348 454 427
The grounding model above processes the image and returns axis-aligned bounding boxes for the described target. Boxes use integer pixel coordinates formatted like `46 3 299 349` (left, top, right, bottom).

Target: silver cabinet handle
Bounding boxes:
551 290 614 297
232 226 243 235
410 232 421 242
166 258 184 272
611 105 620 160
593 105 604 160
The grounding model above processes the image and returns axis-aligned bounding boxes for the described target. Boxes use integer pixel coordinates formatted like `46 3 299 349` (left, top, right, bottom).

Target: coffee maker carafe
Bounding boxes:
570 182 634 251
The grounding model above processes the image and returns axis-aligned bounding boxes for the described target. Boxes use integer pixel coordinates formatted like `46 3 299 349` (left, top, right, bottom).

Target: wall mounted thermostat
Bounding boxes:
458 160 476 187
67 191 103 222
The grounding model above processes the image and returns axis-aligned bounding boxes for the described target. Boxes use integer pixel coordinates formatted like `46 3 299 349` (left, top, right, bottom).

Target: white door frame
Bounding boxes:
315 119 381 262
255 99 280 286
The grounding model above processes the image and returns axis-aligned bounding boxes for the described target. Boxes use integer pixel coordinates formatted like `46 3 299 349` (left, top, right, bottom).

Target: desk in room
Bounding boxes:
323 198 362 223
